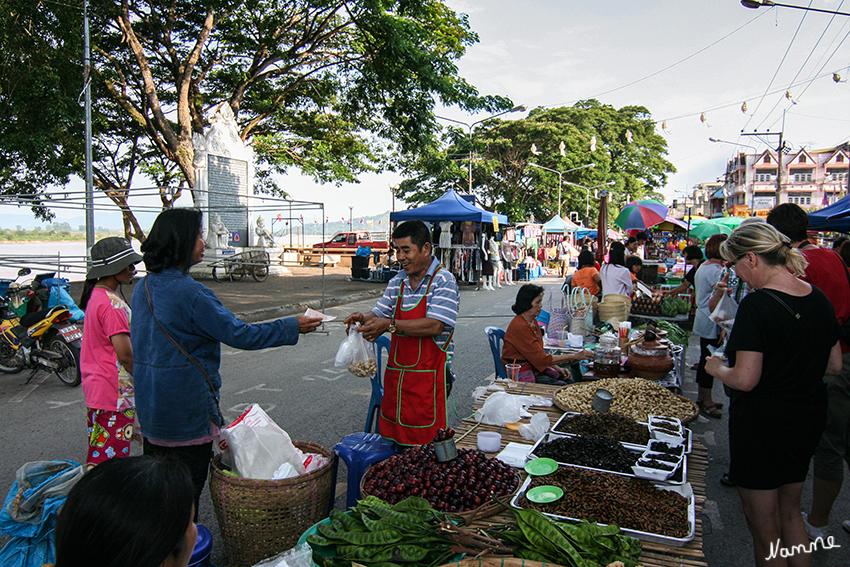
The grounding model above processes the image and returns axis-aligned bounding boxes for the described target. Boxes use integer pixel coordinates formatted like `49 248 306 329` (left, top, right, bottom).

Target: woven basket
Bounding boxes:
209 441 334 567
359 464 519 525
598 293 631 324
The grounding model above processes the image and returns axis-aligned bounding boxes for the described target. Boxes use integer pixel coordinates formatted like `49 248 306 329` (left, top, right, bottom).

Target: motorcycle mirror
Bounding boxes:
17 268 31 277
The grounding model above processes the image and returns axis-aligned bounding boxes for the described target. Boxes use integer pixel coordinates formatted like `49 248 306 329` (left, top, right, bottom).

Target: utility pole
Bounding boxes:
742 130 784 209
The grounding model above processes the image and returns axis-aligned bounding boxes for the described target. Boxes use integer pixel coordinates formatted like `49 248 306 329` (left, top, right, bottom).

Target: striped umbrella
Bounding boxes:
614 200 669 230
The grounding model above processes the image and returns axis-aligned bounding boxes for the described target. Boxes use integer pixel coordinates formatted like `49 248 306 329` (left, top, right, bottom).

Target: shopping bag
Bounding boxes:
213 404 306 479
334 324 378 377
709 291 738 333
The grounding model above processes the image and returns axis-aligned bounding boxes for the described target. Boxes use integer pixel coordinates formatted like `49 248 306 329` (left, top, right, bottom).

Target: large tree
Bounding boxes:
1 0 509 239
398 100 675 226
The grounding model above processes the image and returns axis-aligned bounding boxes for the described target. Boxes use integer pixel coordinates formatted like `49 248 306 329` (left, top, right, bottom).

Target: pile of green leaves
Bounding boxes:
306 496 456 567
498 507 642 567
636 321 689 347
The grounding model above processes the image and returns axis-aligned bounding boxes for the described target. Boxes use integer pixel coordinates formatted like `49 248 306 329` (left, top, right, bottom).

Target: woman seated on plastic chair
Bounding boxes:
502 284 593 386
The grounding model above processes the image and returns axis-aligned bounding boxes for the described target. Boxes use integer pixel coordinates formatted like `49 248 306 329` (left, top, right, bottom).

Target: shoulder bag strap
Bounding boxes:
144 277 225 425
759 288 816 351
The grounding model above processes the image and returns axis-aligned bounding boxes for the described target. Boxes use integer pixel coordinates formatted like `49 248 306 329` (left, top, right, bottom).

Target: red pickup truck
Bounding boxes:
312 231 390 251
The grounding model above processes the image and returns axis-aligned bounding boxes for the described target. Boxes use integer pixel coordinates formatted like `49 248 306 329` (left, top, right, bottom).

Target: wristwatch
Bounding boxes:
387 318 397 334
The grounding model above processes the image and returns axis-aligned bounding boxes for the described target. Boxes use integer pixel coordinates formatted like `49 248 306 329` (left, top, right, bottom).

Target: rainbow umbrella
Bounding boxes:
614 200 669 230
690 221 733 241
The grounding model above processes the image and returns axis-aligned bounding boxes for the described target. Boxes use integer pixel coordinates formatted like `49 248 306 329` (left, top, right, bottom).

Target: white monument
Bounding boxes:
209 213 229 250
254 215 274 248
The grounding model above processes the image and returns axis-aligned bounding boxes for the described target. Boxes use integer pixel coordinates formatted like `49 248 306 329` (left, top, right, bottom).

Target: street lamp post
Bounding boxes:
562 180 616 227
348 205 353 231
741 0 850 16
527 162 595 217
435 105 526 192
709 138 758 215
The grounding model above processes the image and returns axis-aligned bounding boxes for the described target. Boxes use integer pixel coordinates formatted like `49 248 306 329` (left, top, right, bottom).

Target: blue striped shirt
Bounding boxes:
371 257 459 353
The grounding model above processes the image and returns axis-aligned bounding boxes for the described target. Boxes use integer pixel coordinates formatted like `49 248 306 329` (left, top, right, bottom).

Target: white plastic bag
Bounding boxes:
214 404 305 479
335 324 378 377
518 412 550 442
709 291 738 332
473 391 522 425
252 542 314 567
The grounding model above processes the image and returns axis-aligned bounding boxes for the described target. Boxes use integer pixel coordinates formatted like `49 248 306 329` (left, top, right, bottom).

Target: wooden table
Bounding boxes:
457 381 708 567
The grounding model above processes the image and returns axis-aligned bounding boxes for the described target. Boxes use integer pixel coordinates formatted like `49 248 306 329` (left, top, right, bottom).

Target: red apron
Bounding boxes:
379 272 451 446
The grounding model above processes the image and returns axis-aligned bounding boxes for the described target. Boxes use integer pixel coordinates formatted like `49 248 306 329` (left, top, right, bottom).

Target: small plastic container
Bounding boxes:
477 431 502 453
632 460 675 482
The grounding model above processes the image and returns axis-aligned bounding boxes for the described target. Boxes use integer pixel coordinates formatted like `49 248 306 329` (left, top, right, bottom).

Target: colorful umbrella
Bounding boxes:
614 200 670 230
690 221 733 241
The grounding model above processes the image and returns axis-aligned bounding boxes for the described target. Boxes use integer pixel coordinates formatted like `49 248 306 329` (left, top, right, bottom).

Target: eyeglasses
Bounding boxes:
729 252 748 267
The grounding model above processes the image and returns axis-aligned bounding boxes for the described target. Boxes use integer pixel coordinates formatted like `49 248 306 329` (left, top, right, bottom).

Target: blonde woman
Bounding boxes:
706 222 842 567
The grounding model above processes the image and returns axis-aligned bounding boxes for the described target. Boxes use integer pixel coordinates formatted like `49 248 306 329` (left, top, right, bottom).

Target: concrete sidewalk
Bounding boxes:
66 266 390 323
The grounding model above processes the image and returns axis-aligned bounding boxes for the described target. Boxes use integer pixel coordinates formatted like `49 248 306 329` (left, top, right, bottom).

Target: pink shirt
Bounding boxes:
81 287 133 412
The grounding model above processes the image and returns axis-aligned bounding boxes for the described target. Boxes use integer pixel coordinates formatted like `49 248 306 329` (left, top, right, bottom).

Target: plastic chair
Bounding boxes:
484 326 507 379
365 335 390 434
333 433 398 508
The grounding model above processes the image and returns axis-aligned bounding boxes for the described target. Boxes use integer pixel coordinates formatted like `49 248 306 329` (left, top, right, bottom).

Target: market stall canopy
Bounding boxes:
684 215 709 225
389 189 508 224
689 220 733 241
809 196 850 232
651 216 691 232
576 228 622 240
542 215 580 233
614 200 669 231
712 216 743 228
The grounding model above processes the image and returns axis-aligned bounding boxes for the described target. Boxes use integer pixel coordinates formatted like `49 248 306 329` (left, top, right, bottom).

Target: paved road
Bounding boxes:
1 272 848 566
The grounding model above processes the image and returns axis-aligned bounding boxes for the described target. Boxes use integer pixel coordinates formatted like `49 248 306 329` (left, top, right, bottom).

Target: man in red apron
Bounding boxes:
345 220 459 445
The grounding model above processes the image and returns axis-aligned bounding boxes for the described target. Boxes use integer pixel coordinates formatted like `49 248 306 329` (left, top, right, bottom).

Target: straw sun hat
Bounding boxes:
87 237 143 280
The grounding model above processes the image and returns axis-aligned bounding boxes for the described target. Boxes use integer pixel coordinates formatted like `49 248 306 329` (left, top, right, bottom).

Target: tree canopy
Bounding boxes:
0 0 510 239
397 100 675 226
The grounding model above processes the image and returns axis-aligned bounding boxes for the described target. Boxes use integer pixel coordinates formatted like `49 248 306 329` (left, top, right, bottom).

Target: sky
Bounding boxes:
14 0 850 228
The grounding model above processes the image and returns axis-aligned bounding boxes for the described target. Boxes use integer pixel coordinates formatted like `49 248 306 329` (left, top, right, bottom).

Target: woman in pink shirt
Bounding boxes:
78 237 142 468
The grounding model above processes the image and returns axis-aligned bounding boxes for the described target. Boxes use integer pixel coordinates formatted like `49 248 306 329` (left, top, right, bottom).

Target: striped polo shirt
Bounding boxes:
371 257 459 354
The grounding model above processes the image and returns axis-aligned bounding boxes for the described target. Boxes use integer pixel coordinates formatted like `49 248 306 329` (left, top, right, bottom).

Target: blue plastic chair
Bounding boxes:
365 335 390 433
484 326 507 379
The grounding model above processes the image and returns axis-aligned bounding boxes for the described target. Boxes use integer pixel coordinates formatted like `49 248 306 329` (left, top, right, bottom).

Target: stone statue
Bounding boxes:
210 213 229 249
255 215 274 247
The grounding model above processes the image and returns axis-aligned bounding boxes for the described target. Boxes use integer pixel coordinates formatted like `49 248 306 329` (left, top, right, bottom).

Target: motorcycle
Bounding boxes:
0 268 83 386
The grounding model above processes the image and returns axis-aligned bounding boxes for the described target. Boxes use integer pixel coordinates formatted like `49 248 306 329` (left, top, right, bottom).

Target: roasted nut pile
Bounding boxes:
522 466 690 538
348 358 378 377
554 412 650 446
555 378 697 422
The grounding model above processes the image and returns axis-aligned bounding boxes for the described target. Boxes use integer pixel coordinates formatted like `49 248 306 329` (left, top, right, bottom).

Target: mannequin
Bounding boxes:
489 236 501 289
481 232 494 290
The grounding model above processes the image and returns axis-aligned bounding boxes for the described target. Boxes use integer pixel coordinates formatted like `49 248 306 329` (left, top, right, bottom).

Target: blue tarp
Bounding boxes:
809 196 850 232
542 215 580 233
390 190 509 224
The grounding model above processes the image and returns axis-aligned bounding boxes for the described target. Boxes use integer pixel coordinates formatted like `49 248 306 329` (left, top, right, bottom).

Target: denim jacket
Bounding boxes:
130 269 299 441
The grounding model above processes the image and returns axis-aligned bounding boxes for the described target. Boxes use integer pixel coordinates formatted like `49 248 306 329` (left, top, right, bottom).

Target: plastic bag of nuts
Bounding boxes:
334 323 378 377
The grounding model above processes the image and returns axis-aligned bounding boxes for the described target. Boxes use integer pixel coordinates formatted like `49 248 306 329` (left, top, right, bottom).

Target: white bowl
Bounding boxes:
477 431 502 453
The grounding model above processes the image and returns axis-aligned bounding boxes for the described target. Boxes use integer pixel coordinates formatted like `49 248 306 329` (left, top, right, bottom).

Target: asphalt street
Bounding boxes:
1 272 848 566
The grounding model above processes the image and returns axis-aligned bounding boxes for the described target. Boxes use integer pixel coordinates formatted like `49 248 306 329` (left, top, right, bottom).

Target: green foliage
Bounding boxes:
398 100 676 226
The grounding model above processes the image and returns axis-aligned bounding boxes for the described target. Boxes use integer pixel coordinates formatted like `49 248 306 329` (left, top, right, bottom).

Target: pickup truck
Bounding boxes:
312 231 390 251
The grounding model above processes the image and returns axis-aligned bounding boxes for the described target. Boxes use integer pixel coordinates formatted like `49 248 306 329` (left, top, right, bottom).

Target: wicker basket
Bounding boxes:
359 463 519 525
598 293 631 324
209 441 334 567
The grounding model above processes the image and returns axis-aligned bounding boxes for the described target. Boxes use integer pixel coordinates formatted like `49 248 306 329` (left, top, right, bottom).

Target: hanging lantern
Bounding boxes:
741 101 748 113
530 143 541 155
625 130 633 143
559 140 566 157
590 135 597 151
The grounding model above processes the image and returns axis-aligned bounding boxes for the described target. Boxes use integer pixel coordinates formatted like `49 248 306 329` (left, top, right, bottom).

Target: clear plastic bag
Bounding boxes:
709 291 738 358
334 323 378 377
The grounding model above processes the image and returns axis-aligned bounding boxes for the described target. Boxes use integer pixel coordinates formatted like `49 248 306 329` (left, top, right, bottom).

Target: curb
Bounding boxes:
234 288 386 323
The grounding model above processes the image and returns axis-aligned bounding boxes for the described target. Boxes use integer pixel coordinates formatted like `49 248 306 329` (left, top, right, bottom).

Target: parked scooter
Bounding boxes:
0 268 83 386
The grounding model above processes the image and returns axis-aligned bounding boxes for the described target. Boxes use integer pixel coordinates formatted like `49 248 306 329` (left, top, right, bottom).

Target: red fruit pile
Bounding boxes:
362 444 519 512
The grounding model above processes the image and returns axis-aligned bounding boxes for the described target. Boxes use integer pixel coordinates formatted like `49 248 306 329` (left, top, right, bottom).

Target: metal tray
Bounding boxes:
551 412 692 454
510 471 696 547
528 432 687 485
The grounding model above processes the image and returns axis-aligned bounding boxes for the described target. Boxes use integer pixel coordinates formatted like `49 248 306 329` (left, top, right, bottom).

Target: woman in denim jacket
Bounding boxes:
131 209 322 517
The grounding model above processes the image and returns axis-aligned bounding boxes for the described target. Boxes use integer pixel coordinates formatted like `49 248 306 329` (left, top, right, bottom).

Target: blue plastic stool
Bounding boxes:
333 433 398 508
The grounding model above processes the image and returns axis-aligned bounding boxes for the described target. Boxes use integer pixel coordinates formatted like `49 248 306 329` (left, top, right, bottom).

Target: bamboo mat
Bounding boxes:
458 380 709 567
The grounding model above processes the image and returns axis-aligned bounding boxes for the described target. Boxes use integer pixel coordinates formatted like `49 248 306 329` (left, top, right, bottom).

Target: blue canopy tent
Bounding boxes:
809 196 850 232
389 190 508 224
